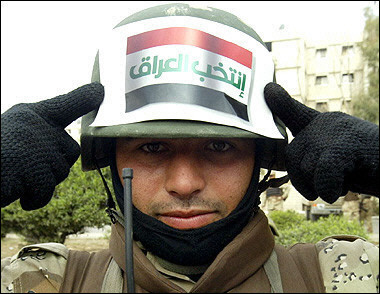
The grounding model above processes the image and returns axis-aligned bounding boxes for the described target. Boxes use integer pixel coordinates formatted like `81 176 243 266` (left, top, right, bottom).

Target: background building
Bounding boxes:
265 26 364 114
262 25 366 212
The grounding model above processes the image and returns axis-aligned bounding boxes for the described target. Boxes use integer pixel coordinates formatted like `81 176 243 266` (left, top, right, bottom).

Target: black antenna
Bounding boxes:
123 168 135 293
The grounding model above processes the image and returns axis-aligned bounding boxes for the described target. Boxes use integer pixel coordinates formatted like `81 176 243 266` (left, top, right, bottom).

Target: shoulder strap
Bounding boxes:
263 249 283 293
101 258 124 293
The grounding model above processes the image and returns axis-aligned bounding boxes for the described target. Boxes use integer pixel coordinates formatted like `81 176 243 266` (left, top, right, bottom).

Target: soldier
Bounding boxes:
262 173 288 212
360 194 374 233
342 191 361 223
1 3 379 293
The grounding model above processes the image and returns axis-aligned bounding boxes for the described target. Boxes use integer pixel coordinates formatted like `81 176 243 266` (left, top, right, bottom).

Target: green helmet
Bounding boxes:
80 3 288 172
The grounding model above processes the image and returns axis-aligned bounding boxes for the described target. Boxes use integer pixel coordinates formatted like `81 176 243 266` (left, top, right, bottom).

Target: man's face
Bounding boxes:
116 138 255 230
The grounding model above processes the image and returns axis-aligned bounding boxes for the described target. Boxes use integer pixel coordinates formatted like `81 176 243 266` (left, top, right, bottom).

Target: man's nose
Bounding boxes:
164 154 206 199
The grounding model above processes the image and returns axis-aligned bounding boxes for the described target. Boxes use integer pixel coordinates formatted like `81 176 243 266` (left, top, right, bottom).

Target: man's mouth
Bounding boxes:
158 210 217 229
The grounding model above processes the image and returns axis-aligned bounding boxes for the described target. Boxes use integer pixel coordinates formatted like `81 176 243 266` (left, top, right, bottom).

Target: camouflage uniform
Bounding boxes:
360 195 374 233
342 192 360 223
1 243 68 293
2 230 378 292
263 186 287 212
317 235 379 292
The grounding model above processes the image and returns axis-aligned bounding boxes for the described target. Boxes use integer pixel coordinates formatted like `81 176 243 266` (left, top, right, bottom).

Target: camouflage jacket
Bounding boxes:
1 214 378 293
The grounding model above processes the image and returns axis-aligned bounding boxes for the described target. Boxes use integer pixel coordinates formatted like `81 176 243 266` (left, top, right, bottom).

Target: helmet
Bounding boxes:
80 3 288 172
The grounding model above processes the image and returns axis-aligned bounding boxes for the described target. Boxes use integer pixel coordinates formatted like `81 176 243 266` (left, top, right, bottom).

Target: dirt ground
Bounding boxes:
2 233 378 260
1 235 109 259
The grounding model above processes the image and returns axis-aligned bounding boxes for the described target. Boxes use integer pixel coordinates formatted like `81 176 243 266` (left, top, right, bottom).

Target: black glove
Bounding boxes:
1 83 104 210
264 82 379 203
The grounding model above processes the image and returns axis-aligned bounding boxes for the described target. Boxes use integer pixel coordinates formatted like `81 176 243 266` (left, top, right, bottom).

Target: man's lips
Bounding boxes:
158 210 217 230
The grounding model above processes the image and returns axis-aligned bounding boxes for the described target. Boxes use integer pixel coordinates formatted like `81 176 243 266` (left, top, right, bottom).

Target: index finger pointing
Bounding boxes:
30 82 104 128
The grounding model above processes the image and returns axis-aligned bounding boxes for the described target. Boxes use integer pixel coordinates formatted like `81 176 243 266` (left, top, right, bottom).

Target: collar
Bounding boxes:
109 209 275 292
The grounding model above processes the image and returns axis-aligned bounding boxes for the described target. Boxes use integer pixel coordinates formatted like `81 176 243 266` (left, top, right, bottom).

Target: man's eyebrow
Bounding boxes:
116 137 135 145
118 137 162 145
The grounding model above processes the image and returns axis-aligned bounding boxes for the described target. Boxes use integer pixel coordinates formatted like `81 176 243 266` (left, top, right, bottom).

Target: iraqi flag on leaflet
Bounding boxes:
126 27 252 68
124 27 253 120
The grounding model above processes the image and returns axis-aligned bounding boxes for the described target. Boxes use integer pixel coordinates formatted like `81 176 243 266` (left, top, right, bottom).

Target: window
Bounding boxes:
265 42 272 52
342 45 354 56
342 73 354 83
316 48 327 58
342 100 351 111
315 75 328 85
316 102 329 112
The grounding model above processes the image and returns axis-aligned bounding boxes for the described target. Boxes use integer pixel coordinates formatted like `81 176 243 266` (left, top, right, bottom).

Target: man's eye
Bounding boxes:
140 143 165 153
207 141 231 152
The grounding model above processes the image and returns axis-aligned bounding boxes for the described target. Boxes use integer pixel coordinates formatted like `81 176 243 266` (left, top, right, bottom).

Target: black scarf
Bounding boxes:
110 151 262 266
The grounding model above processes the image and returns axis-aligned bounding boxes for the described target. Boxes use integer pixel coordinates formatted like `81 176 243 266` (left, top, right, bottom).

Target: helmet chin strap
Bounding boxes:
257 169 289 196
256 140 290 196
94 160 118 224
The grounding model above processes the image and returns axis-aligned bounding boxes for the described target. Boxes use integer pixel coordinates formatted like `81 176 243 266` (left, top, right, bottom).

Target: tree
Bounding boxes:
352 7 379 125
1 158 113 243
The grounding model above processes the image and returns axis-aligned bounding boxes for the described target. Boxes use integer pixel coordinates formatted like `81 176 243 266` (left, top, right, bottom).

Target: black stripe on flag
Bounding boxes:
125 84 248 121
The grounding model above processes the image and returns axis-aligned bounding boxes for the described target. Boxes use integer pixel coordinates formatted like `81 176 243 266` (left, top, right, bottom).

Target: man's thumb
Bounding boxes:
264 82 319 136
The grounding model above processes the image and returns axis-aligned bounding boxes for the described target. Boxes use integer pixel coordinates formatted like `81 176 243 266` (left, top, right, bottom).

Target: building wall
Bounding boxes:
269 36 307 103
305 39 364 113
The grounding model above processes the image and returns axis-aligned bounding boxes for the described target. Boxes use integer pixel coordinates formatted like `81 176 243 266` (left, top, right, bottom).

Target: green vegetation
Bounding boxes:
1 158 113 243
269 210 369 247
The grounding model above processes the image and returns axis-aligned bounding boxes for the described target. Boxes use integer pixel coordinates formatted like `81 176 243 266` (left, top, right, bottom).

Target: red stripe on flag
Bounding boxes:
127 27 252 68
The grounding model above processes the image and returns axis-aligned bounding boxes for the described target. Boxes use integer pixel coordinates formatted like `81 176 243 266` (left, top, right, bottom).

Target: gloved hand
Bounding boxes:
264 82 379 203
1 82 104 210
